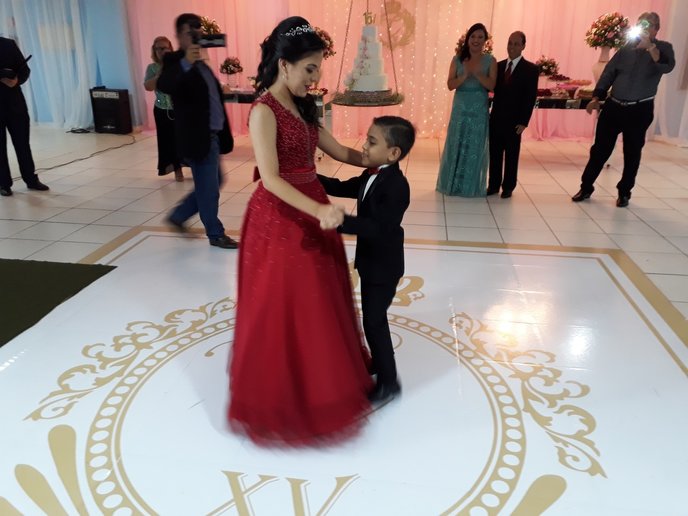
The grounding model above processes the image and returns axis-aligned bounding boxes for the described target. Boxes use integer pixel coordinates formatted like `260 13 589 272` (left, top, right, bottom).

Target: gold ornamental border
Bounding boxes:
80 227 688 365
79 306 526 515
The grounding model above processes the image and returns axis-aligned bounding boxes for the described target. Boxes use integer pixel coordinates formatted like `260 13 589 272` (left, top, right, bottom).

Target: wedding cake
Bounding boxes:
344 15 389 92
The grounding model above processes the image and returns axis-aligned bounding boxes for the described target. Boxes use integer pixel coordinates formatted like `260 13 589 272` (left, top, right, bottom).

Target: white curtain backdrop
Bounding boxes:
0 0 95 129
654 0 688 146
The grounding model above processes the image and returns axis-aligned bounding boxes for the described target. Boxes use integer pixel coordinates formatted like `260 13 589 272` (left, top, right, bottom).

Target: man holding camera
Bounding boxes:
572 12 675 208
0 37 49 197
157 13 237 249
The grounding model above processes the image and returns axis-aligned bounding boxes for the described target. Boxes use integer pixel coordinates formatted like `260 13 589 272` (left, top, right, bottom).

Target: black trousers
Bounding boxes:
488 118 522 194
0 106 37 189
153 106 182 173
580 100 654 196
361 278 399 387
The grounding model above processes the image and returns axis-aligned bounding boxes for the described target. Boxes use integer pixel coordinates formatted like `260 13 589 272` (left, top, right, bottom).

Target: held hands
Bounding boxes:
635 33 652 50
317 204 345 230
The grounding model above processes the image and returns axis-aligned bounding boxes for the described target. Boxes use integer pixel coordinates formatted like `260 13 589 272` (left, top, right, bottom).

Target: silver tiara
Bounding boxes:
282 24 315 37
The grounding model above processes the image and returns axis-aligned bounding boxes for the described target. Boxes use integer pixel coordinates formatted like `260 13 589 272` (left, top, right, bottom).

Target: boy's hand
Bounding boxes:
318 204 345 230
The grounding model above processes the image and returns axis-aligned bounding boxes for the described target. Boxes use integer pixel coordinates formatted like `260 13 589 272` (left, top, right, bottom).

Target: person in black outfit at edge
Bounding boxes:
0 37 49 197
572 12 675 208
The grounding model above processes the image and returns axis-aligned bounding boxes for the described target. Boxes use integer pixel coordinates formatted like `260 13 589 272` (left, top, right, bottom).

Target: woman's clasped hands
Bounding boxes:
317 204 345 230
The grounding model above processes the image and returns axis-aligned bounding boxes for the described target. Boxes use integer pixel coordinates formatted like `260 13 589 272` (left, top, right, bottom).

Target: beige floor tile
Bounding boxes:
0 238 52 259
554 232 619 249
499 229 559 245
447 226 502 243
626 252 688 274
61 225 133 244
48 208 113 224
11 222 84 241
647 274 688 303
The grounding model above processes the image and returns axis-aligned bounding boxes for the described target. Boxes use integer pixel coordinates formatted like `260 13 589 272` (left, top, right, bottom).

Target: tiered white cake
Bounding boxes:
345 24 388 92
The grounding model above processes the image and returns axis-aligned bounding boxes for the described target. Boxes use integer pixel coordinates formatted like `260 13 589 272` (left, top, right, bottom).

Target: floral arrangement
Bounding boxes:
455 30 493 55
220 57 243 75
536 55 559 76
548 73 570 82
314 27 336 59
307 86 329 96
585 12 629 48
200 16 222 35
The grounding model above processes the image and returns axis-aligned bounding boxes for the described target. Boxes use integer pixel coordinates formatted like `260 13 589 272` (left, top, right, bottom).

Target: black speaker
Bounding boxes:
90 88 132 134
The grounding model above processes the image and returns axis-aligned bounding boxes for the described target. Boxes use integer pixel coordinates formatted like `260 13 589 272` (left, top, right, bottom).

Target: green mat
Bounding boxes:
0 259 115 347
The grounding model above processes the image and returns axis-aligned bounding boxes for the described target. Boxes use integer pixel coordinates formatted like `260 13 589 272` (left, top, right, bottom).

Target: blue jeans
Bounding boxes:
169 134 225 239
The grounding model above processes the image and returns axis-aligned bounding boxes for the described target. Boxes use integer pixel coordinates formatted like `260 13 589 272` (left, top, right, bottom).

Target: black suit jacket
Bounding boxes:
318 162 410 283
0 37 31 114
490 57 539 128
156 50 233 159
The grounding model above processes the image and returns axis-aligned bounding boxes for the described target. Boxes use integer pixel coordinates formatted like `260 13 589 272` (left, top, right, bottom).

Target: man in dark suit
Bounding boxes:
157 13 237 249
0 37 49 197
318 116 415 404
488 31 538 198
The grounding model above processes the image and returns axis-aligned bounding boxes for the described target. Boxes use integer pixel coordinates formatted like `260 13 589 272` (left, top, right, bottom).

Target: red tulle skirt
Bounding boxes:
228 178 373 446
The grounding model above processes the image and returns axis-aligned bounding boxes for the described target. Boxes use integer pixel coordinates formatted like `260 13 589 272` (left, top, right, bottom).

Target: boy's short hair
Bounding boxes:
373 116 416 161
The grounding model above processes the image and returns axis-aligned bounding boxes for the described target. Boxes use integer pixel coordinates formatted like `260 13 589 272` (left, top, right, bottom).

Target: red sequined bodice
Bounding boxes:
253 92 319 183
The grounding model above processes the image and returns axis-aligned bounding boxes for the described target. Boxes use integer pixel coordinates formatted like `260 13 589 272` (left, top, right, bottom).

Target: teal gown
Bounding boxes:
436 54 491 197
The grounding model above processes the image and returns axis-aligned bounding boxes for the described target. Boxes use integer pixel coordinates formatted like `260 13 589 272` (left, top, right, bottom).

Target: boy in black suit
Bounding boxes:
318 116 415 404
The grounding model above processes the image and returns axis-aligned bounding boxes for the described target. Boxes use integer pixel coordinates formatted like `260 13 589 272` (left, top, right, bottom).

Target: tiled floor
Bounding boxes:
1 232 686 514
2 126 687 514
3 126 687 321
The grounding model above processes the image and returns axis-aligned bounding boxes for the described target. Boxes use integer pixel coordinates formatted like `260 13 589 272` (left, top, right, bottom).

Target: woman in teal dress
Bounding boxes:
437 23 497 197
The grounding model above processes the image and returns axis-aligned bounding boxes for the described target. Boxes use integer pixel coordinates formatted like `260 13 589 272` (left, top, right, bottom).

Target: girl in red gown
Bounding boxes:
228 16 373 446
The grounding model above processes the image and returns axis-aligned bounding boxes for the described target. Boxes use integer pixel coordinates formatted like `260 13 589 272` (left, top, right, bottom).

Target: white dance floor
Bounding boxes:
1 230 686 515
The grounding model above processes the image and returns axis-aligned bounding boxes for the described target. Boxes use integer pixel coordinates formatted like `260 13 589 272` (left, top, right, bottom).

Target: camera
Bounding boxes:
191 31 227 48
628 19 651 40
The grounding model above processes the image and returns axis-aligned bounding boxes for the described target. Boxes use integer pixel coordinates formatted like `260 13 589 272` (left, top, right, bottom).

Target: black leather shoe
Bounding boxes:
616 195 630 208
0 187 12 197
486 188 499 196
571 189 592 202
27 180 49 191
500 191 512 198
209 235 239 249
368 380 401 404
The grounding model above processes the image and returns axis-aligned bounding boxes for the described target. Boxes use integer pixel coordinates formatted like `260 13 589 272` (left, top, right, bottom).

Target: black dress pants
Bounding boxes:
0 106 37 189
153 106 182 173
489 118 522 194
361 279 399 387
580 100 654 196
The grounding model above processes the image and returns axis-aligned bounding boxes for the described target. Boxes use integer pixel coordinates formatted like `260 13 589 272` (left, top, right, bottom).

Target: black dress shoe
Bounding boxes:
616 195 630 208
27 180 49 191
0 187 12 197
500 191 512 199
571 189 592 202
486 188 499 196
209 235 239 249
368 380 401 404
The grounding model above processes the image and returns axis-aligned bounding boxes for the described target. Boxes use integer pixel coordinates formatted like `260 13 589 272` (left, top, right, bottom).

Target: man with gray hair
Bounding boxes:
572 12 675 207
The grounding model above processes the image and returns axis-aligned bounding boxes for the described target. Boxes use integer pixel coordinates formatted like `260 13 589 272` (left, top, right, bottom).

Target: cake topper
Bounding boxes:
364 11 376 25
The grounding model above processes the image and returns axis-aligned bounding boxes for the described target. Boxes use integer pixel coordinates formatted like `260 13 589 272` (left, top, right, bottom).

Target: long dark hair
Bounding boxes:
459 23 488 63
256 16 326 125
